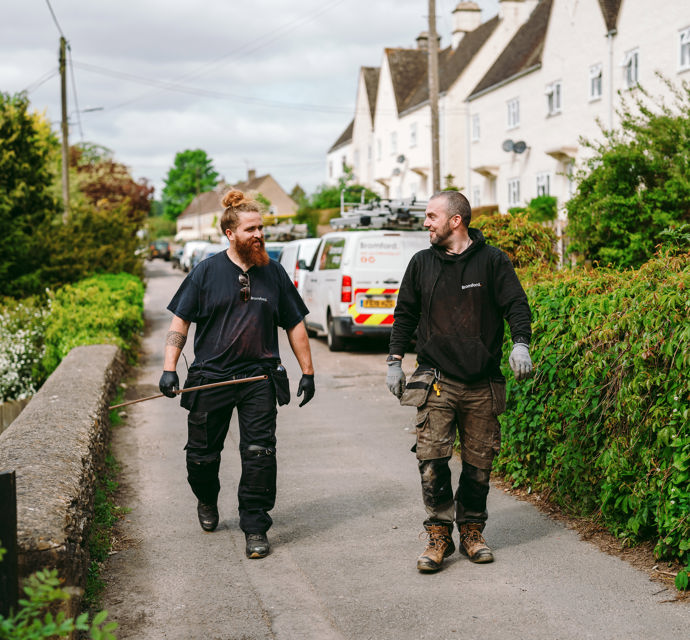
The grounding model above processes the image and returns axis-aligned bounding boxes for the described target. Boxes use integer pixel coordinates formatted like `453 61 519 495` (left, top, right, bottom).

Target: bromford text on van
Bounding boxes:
301 230 429 350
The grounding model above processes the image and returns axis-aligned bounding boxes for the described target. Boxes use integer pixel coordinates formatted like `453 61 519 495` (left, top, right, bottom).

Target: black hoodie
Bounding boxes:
389 228 531 382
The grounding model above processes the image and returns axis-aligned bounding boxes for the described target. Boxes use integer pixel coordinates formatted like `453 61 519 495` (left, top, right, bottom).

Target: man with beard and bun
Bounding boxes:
159 189 315 559
386 190 533 573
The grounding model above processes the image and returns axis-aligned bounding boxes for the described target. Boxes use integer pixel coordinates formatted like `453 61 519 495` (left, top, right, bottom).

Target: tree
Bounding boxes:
0 92 60 297
566 76 690 268
161 149 219 221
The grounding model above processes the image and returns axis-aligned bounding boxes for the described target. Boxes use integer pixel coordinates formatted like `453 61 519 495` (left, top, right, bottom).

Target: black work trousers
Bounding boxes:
185 376 277 534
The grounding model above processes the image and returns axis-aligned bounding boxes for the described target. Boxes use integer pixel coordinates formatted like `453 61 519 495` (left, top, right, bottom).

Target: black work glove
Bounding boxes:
159 370 179 398
297 374 315 407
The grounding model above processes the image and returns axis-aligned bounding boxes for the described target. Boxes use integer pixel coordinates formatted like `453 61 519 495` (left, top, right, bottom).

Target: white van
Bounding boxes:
278 238 321 295
301 230 429 350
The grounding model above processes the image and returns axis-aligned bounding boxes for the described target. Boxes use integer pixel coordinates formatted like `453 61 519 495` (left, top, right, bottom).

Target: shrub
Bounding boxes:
526 195 558 223
42 273 144 376
475 211 558 269
0 298 49 402
496 248 689 589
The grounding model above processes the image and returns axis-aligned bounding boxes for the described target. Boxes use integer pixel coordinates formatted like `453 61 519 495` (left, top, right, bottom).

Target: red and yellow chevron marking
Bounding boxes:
348 288 398 325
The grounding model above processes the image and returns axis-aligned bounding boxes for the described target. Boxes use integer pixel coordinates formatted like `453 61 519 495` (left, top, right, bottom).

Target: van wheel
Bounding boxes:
327 316 345 351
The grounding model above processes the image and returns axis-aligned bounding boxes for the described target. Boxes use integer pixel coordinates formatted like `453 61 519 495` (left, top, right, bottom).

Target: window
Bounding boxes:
622 49 639 88
680 28 690 71
545 81 562 115
472 185 481 207
471 114 480 142
390 131 398 154
410 123 417 147
536 173 551 196
507 98 520 129
507 178 520 207
319 238 345 270
589 63 602 100
376 139 381 161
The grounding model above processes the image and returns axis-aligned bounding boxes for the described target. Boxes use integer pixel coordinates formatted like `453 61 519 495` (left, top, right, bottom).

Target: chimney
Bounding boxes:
247 168 256 181
452 2 482 48
499 0 538 25
416 31 441 50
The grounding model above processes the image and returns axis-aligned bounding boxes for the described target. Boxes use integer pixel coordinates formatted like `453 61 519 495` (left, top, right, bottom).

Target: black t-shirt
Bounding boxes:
167 250 308 380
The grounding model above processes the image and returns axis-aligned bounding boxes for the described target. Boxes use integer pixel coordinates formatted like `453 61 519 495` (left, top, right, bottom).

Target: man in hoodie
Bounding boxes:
386 190 533 573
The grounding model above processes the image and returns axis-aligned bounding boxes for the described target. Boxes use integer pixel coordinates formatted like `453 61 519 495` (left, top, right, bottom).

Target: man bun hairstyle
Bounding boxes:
431 190 472 228
220 189 260 233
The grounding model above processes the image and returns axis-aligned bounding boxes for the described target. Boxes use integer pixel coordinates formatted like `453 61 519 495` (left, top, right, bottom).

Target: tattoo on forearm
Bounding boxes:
166 330 187 349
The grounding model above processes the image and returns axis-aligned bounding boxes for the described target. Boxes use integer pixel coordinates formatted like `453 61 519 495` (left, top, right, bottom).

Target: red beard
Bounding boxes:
236 235 270 267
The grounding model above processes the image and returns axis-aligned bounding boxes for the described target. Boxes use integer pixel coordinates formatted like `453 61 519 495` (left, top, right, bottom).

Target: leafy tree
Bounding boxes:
161 149 218 221
0 92 60 297
526 195 558 223
72 144 154 226
290 183 307 207
566 76 690 268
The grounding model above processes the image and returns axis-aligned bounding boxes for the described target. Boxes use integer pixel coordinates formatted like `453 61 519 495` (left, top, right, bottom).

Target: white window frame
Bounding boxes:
390 131 398 155
680 27 690 71
545 81 562 115
536 172 551 197
507 98 520 129
471 114 480 142
410 122 417 148
622 48 639 89
472 185 481 207
589 63 602 101
507 178 520 207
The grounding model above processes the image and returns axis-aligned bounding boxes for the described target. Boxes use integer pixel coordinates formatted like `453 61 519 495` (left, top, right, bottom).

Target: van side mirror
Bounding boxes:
297 259 308 270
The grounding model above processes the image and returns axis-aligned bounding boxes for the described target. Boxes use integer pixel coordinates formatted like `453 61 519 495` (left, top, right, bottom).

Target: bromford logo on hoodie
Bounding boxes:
461 282 482 290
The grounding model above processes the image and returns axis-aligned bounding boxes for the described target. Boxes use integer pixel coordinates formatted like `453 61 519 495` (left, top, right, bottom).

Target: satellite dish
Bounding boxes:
392 167 401 176
397 154 406 163
513 141 527 154
502 139 514 152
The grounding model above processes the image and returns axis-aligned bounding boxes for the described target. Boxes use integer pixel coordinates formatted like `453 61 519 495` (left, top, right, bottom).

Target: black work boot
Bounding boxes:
245 532 270 559
416 523 455 572
197 501 219 532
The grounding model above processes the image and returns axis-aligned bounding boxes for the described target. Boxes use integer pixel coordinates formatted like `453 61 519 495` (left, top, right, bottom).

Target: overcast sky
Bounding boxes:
2 0 499 199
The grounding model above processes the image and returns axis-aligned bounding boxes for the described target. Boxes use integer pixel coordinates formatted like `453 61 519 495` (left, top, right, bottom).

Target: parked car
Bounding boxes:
198 243 227 264
171 247 183 269
180 241 211 272
301 229 429 351
278 238 321 295
265 241 287 261
148 239 171 260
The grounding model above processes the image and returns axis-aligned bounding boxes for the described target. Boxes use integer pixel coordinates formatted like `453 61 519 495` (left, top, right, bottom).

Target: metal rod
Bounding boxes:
109 374 268 410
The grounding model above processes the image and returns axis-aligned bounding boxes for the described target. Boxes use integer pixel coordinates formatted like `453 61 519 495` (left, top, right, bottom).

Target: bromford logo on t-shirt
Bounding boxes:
461 282 482 290
251 296 268 302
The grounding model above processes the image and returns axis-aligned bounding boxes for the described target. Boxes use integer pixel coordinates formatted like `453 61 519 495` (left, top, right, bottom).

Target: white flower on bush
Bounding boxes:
0 301 49 403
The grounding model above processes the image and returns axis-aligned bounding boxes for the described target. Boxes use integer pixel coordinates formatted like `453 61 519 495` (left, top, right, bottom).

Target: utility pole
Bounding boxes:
428 0 441 193
59 36 69 221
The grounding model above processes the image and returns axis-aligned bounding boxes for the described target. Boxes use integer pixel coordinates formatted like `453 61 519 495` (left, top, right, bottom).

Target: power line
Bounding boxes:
43 0 65 38
22 68 59 93
67 44 83 139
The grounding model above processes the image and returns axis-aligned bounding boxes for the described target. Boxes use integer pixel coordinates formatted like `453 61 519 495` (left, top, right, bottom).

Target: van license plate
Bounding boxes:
362 299 395 308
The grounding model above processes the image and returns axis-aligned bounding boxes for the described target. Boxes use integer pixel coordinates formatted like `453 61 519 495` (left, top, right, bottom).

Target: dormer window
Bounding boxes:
622 49 639 89
545 81 562 115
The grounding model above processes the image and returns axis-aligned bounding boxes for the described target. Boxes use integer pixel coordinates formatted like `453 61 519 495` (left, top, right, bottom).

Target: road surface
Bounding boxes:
101 260 689 639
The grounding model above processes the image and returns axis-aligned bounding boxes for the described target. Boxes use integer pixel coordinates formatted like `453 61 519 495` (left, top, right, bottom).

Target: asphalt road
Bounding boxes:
101 259 689 640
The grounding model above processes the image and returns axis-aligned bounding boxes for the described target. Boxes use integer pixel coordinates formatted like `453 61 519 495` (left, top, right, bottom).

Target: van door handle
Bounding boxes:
383 279 399 284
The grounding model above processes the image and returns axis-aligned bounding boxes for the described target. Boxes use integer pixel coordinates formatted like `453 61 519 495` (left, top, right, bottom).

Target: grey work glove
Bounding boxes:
509 343 533 381
297 374 315 407
386 358 406 398
159 370 179 398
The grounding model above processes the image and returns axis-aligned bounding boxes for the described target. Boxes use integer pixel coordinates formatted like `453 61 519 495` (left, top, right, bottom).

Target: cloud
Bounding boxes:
1 0 499 198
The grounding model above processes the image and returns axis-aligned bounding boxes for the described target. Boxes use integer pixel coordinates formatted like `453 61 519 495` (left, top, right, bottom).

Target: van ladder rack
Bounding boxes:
330 198 428 231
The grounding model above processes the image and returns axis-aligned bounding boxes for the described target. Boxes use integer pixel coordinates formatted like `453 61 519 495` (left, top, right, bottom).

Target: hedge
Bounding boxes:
496 249 689 589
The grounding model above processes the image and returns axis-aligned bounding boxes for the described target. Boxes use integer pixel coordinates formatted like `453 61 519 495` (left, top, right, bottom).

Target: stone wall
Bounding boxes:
0 344 125 612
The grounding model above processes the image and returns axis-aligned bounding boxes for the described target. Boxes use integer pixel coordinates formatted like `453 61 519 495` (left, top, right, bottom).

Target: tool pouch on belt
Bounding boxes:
399 367 436 407
269 365 291 406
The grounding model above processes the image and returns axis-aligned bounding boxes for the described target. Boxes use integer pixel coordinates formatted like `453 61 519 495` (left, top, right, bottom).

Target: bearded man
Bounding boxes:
159 189 315 559
386 190 533 573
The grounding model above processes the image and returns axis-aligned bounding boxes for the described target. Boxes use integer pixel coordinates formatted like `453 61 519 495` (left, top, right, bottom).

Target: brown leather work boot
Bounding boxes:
459 523 494 563
416 523 455 572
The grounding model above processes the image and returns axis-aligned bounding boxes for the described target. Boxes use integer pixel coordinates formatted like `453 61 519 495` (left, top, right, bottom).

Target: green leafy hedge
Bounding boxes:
42 273 144 377
497 249 689 589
